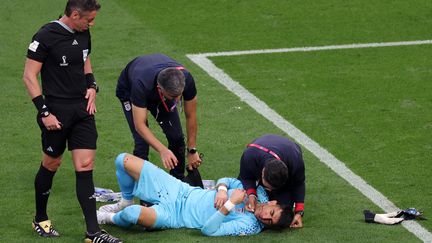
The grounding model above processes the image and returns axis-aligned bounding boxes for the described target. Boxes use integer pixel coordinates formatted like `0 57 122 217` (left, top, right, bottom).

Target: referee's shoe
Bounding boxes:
32 219 60 237
84 230 123 243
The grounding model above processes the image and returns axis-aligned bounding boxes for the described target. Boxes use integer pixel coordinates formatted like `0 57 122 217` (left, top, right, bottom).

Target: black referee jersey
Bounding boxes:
27 20 91 99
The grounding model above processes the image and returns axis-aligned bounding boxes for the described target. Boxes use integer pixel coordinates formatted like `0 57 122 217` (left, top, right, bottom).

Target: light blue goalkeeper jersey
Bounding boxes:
131 161 268 236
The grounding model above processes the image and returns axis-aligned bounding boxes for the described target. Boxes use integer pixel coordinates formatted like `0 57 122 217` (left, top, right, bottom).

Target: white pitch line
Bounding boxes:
187 40 432 243
194 40 432 57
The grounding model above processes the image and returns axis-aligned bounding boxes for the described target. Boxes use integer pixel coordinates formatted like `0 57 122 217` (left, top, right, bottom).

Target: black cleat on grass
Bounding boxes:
32 219 60 237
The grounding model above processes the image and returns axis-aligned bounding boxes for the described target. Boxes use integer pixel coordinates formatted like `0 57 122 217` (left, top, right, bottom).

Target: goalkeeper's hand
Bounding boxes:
364 210 404 225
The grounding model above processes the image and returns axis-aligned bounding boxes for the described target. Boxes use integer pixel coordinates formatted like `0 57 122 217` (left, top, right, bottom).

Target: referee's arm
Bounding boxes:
84 57 97 114
23 58 61 130
23 58 43 98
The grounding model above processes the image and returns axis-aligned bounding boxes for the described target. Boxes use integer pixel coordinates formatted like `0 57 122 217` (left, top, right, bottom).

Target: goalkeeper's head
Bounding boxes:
261 158 289 191
254 201 293 229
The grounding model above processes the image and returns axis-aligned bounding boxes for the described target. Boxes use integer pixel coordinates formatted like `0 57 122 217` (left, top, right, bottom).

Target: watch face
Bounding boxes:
188 148 197 154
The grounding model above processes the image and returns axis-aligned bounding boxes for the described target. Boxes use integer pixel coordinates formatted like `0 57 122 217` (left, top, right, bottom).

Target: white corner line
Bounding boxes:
191 40 432 57
186 40 432 242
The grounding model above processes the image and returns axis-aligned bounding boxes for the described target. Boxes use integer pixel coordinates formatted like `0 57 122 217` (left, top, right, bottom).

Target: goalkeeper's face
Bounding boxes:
254 200 282 226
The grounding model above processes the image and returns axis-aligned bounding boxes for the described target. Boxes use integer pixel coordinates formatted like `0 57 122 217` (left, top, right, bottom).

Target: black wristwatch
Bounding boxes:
296 211 304 217
187 147 197 154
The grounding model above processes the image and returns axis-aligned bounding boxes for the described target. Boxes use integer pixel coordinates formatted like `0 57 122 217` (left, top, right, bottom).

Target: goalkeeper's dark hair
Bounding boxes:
64 0 101 16
263 158 288 190
265 204 294 230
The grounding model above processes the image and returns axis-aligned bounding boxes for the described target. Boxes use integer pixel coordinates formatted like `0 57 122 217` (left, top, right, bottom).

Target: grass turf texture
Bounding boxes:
1 0 430 242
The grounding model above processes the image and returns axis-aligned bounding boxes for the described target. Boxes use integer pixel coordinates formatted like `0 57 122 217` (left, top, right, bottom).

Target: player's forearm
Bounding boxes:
185 116 197 148
184 97 198 148
23 75 42 99
135 124 166 152
216 178 241 189
292 182 306 204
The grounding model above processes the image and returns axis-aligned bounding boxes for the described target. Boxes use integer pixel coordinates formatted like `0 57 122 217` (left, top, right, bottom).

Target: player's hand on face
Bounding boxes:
229 189 246 205
85 88 97 115
42 114 62 130
290 214 303 228
187 152 202 169
214 190 228 209
160 149 178 170
245 194 258 212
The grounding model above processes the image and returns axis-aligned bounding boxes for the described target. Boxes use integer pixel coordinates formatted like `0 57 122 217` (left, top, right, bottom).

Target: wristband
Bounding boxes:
32 95 50 117
223 200 235 211
85 73 99 92
246 188 257 196
294 202 304 212
32 95 45 111
217 185 227 192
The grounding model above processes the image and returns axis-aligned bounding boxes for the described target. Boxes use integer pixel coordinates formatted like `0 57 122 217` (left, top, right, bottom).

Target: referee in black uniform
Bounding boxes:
23 1 121 242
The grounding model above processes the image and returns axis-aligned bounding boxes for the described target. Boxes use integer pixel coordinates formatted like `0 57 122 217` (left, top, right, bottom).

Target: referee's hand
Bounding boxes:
42 114 62 130
85 88 97 115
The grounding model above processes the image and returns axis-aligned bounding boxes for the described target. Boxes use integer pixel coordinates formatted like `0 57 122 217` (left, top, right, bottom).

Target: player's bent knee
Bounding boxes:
120 205 141 225
137 206 157 227
115 153 128 171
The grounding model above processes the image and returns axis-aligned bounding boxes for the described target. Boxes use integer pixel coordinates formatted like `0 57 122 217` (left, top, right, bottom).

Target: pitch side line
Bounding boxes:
187 40 432 242
193 40 432 57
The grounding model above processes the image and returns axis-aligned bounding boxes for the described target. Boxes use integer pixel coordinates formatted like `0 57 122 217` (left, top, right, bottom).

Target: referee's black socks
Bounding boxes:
76 170 100 234
34 164 56 222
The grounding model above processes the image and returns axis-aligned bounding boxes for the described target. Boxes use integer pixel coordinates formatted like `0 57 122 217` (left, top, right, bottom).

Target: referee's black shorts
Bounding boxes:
37 97 98 158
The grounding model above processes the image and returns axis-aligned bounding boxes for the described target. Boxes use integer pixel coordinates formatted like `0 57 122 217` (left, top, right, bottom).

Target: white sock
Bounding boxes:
119 198 134 207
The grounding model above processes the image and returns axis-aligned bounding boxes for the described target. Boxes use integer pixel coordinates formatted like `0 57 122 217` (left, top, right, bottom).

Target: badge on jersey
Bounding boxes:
83 49 89 62
60 55 69 67
123 101 131 111
28 40 40 52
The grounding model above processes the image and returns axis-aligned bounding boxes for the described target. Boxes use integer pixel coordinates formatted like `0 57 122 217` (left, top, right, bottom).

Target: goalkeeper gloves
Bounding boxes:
364 210 404 225
364 208 426 225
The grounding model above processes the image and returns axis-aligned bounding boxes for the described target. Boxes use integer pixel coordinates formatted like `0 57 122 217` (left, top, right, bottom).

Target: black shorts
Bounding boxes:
37 98 98 158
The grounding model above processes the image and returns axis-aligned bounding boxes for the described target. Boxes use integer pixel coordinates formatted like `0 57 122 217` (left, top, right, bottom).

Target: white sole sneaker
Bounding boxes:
97 210 115 225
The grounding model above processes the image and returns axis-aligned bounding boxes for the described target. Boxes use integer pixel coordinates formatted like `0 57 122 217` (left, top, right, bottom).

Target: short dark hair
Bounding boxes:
264 204 293 230
64 0 101 16
263 158 288 190
157 67 185 96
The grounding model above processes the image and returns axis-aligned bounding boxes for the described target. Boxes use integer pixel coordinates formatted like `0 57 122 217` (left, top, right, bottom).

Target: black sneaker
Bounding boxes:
84 230 123 243
32 219 60 237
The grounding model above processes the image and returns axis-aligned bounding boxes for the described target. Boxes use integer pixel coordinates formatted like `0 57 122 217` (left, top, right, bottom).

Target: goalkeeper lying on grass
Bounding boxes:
97 153 293 236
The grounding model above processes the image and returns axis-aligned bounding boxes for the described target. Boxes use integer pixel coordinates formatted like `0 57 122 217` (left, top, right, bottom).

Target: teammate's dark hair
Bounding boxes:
263 158 288 190
64 0 101 16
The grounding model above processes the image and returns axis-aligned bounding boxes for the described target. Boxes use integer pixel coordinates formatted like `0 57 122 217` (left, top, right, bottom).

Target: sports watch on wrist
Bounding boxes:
296 210 304 217
187 147 197 154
